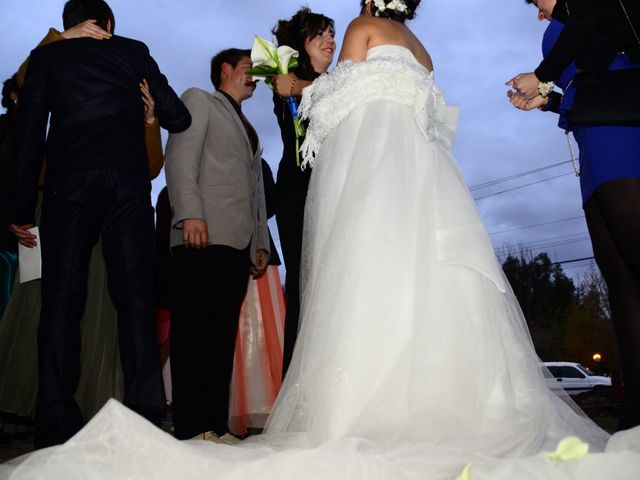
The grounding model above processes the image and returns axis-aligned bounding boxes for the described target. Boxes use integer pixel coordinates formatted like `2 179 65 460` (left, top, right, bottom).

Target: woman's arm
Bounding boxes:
17 29 64 87
140 79 164 179
17 20 111 86
507 1 601 99
272 73 313 98
535 1 601 82
144 120 163 180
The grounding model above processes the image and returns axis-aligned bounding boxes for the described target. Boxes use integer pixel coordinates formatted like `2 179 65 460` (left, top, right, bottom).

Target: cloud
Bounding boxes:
0 0 593 281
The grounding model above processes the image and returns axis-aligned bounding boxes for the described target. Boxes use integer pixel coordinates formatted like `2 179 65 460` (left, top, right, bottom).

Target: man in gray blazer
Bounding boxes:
165 48 269 439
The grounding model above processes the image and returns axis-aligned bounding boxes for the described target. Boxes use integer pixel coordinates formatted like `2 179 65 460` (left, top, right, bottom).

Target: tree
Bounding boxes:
565 266 619 375
502 250 575 360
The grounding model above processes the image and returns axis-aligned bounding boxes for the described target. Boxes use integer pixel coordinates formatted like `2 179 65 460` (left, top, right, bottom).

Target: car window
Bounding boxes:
560 366 585 379
547 366 561 377
576 364 596 376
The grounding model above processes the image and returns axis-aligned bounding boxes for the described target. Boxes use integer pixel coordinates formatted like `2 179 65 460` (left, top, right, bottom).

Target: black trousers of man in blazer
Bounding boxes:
9 35 191 449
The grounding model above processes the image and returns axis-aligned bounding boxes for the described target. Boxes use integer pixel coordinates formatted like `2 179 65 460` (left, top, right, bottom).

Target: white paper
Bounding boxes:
19 226 41 283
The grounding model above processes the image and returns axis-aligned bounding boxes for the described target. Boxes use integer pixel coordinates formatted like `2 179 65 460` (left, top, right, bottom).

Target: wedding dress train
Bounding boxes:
1 45 638 480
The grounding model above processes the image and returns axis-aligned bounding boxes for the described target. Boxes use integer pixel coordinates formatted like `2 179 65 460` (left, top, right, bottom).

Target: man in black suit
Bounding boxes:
8 0 191 448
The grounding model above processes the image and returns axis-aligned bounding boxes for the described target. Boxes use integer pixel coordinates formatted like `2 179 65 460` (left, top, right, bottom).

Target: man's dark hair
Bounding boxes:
63 0 115 33
1 74 19 114
210 48 251 90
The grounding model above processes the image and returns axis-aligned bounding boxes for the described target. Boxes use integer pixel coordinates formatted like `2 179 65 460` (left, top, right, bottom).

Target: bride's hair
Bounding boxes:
360 0 421 23
272 7 335 80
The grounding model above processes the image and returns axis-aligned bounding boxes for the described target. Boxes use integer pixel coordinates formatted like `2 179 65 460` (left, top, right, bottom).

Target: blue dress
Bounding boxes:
543 19 640 204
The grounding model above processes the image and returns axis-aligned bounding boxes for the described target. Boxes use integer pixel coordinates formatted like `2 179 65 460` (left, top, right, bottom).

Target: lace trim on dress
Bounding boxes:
299 56 460 169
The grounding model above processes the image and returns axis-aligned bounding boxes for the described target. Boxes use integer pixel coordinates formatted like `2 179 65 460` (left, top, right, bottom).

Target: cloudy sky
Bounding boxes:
0 0 596 282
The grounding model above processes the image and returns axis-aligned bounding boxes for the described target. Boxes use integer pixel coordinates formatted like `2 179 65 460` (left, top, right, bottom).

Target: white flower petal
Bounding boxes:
251 35 278 68
276 46 300 74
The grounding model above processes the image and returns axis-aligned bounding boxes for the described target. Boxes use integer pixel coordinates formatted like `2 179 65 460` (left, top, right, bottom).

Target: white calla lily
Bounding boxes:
250 36 278 70
276 45 299 74
247 34 304 166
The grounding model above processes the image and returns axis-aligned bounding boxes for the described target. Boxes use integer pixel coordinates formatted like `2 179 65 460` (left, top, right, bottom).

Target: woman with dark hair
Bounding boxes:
508 0 640 431
4 2 640 479
270 7 336 377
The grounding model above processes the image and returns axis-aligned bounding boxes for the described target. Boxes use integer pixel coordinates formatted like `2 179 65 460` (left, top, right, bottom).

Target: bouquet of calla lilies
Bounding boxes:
248 35 306 166
248 35 299 86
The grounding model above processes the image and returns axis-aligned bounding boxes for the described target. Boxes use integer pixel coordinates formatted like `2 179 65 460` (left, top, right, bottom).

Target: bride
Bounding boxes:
2 1 639 479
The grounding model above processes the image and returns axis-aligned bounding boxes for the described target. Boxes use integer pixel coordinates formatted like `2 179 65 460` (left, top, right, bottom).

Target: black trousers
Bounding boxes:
170 244 250 439
36 168 165 449
275 166 311 378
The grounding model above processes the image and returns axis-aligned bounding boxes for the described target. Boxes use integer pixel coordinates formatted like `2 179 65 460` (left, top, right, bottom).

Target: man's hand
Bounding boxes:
507 90 548 111
250 249 269 279
61 19 111 40
506 72 541 100
182 218 209 249
9 224 37 248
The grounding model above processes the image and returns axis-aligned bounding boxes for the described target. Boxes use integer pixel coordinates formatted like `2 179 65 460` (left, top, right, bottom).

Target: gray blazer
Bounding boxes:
165 88 269 264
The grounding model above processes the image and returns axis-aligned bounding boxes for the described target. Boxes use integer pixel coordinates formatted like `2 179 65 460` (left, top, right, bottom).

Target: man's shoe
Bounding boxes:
190 431 240 445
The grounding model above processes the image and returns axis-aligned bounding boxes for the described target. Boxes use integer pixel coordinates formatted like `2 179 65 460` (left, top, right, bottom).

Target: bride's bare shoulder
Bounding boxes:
339 17 376 62
344 15 378 33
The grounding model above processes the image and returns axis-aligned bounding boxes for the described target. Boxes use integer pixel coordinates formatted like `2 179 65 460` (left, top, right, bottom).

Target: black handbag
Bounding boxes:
567 0 640 126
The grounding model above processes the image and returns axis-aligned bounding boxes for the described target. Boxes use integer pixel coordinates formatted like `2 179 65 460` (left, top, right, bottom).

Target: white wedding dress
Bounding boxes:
2 45 639 480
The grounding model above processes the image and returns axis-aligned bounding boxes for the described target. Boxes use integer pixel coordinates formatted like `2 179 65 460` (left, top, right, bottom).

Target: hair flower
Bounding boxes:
366 0 408 15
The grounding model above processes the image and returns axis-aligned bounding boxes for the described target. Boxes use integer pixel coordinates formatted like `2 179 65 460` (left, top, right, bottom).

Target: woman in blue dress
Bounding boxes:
508 0 640 430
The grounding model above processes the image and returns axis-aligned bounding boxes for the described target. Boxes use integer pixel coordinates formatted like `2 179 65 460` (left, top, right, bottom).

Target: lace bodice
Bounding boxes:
365 44 430 71
299 44 459 169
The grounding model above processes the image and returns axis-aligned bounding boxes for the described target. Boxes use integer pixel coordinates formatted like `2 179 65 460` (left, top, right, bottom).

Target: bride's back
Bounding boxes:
339 16 433 72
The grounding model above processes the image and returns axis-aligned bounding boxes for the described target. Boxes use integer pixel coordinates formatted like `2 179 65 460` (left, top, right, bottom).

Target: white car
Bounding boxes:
543 362 612 395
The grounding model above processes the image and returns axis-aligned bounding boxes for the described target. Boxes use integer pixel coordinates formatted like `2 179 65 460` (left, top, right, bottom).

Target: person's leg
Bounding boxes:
205 245 251 435
0 250 18 319
585 178 640 429
276 169 311 378
276 202 305 378
35 176 100 449
100 169 165 426
170 245 250 439
169 246 216 439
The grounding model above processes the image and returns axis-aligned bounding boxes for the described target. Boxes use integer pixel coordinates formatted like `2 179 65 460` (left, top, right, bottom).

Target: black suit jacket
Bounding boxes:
9 35 191 226
535 0 640 82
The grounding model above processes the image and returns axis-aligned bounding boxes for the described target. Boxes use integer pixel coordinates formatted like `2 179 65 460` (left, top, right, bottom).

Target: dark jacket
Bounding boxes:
0 114 17 252
9 35 191 226
262 159 281 266
536 0 640 82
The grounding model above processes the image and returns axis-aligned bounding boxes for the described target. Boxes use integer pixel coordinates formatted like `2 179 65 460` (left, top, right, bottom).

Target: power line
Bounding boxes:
502 256 595 271
469 160 572 191
494 232 591 256
488 215 584 235
473 172 574 201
